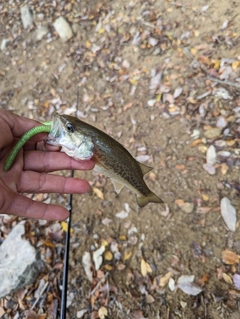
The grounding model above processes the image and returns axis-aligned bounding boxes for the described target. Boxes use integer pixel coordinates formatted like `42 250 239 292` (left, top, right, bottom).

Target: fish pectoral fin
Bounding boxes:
111 179 124 194
137 192 164 207
138 162 153 175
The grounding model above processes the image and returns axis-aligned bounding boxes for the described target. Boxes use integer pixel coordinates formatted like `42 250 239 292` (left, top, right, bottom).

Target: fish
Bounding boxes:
47 113 163 207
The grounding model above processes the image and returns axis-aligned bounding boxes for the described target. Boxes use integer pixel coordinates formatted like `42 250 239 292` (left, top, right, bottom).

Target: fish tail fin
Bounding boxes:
137 192 164 207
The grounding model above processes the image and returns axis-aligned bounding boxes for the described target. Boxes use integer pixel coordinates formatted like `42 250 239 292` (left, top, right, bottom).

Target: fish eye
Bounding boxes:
66 122 74 133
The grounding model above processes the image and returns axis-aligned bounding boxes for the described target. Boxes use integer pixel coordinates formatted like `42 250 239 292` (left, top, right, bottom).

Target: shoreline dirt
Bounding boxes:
1 0 240 318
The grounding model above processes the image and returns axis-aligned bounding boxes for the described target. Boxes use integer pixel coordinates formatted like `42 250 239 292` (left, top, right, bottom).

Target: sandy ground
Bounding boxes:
1 0 240 318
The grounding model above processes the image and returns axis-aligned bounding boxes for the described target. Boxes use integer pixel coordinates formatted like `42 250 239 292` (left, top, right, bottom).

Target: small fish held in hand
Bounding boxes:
47 113 163 207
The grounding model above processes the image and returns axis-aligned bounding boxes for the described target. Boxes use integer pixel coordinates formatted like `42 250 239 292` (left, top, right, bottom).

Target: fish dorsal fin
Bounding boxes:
138 162 153 175
112 179 124 194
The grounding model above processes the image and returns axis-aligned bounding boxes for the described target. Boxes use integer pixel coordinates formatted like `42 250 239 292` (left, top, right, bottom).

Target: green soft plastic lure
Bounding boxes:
3 124 52 172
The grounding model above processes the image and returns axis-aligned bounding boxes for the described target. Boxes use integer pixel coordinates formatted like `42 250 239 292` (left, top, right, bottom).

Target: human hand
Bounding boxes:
0 109 94 220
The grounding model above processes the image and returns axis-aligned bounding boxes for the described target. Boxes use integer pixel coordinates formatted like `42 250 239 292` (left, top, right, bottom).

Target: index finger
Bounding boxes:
24 150 95 172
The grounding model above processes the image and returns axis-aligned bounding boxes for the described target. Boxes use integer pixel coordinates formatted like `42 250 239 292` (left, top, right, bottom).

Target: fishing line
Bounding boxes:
60 86 79 319
60 177 73 319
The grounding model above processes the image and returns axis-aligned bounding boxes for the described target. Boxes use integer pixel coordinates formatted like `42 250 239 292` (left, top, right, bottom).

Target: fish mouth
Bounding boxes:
46 113 63 145
46 113 94 160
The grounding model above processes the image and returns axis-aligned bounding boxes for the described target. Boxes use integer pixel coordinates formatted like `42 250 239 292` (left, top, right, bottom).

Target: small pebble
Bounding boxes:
216 116 227 128
20 5 33 29
217 151 231 157
77 309 88 318
181 202 194 214
191 129 201 139
34 26 48 42
199 104 207 117
122 59 130 68
204 128 221 139
214 140 226 147
53 17 73 42
1 39 10 51
206 145 217 165
203 163 216 175
148 37 158 46
147 99 156 107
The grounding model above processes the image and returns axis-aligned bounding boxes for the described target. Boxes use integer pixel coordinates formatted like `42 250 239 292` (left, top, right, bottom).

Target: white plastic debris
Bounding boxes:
191 129 201 139
177 275 202 296
178 284 202 296
206 145 217 166
178 275 195 284
115 210 129 219
147 99 156 107
53 17 73 42
116 203 131 219
220 197 237 232
93 246 105 271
